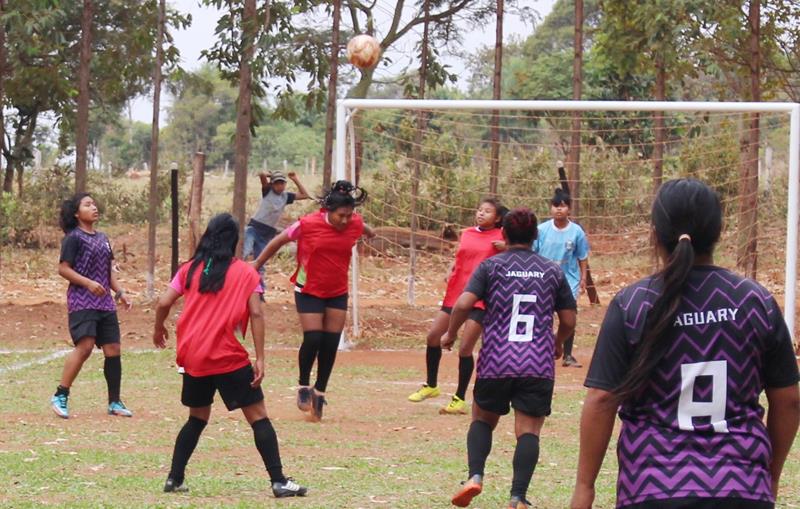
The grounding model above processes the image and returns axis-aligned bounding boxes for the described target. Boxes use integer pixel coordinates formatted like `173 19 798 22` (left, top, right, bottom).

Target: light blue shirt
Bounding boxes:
532 219 589 297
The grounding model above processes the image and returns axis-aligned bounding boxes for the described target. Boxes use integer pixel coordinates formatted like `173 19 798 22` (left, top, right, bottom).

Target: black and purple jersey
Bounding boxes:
60 229 116 313
586 266 799 508
465 248 576 380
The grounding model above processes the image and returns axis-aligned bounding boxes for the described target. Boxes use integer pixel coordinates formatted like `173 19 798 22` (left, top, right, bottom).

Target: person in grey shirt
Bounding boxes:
243 171 311 287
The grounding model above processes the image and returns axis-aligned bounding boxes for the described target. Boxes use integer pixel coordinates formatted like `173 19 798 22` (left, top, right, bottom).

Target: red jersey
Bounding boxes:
170 259 260 377
289 210 364 298
442 227 504 307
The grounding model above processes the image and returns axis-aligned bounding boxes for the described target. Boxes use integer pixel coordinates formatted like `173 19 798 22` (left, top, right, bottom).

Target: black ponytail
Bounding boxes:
186 213 240 294
614 178 722 401
320 180 367 211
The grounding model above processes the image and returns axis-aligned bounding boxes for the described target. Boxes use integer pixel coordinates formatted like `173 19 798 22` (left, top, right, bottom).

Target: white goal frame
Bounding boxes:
335 99 800 341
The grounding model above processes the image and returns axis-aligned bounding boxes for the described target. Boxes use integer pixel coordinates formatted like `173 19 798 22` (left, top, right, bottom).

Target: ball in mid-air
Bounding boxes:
347 34 381 69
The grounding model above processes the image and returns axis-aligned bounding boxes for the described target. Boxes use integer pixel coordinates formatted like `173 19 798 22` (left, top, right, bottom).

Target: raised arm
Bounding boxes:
288 172 311 200
258 172 271 190
252 229 294 270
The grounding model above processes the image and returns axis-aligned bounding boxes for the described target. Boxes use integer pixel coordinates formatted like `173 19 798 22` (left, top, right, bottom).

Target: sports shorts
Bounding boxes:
295 292 348 313
473 376 554 417
181 364 264 411
68 309 121 347
440 305 485 324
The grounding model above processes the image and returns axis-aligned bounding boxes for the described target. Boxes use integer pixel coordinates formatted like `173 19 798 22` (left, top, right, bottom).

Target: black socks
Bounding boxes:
455 355 474 400
55 385 70 397
168 416 208 484
314 332 340 393
425 346 442 388
563 334 575 357
103 355 122 403
467 420 493 478
251 418 286 484
511 433 540 499
298 331 323 386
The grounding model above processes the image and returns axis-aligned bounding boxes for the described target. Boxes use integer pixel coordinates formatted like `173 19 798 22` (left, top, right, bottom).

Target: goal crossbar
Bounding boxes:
335 99 800 341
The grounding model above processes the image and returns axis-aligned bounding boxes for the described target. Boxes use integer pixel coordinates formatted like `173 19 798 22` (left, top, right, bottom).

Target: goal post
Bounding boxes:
335 99 800 341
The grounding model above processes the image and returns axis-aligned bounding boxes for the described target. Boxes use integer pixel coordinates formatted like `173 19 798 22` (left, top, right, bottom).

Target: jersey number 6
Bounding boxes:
509 294 538 342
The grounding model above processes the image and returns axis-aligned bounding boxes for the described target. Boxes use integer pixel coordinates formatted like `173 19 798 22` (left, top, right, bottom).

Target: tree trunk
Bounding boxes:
145 0 166 299
653 54 666 193
488 0 504 197
188 151 206 256
322 0 342 190
408 0 431 306
566 0 583 218
232 0 259 255
0 0 6 194
737 0 760 278
75 0 93 193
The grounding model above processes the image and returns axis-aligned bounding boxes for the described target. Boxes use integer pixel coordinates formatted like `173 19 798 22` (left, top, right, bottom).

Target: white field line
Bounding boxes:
0 350 69 375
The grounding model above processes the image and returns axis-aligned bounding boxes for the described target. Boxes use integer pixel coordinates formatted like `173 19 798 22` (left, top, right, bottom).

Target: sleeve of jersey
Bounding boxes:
169 266 187 295
285 220 302 241
576 226 590 260
584 293 631 392
286 192 296 205
554 271 577 310
59 235 80 265
463 260 489 300
762 296 800 388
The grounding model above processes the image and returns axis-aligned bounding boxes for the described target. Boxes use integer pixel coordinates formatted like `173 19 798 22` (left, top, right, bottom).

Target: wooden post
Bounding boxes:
170 162 179 277
188 151 205 255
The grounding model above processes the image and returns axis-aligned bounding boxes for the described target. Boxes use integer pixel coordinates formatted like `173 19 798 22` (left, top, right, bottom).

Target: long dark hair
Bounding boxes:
320 180 367 211
614 178 722 400
186 213 240 294
479 197 509 228
59 192 93 233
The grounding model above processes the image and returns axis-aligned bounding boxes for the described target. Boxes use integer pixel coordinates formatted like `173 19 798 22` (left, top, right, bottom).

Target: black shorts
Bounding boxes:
440 305 485 324
295 292 348 313
622 498 773 509
68 310 121 347
473 377 554 417
181 364 264 411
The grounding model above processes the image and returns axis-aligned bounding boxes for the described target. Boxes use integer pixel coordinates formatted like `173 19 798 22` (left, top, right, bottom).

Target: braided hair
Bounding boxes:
186 213 240 294
320 180 368 211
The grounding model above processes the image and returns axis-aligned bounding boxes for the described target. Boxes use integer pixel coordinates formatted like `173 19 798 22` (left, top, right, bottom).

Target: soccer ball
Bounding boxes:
346 34 381 69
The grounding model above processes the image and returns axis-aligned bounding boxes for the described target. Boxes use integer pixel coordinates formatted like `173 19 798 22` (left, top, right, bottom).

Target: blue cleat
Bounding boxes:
108 401 133 417
51 394 69 419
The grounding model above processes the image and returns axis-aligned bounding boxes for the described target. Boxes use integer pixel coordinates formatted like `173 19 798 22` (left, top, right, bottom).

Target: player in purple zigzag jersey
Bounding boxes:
51 193 133 420
572 178 800 509
447 208 577 509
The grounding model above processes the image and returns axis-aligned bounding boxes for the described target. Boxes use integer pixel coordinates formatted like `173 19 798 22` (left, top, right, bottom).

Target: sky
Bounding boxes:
131 0 557 123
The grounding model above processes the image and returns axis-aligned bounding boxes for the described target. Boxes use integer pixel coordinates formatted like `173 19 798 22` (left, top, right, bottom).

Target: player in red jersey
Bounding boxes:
253 180 374 421
408 198 508 415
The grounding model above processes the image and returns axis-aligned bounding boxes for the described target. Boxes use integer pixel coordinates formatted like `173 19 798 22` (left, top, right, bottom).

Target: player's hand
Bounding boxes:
119 293 133 311
580 278 587 294
288 171 297 179
441 333 455 350
86 280 106 296
492 240 506 251
251 358 265 387
153 326 168 349
554 341 564 360
570 483 595 509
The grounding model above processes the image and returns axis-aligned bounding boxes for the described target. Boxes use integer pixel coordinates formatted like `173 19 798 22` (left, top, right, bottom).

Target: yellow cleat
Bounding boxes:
408 384 441 402
439 395 468 415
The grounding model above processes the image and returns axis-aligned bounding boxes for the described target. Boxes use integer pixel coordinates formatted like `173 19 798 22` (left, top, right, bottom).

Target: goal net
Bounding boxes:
334 100 800 342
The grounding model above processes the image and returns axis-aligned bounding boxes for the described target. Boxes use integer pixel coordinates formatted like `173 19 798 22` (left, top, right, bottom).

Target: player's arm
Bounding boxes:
288 172 311 200
252 229 293 270
248 292 266 387
578 258 588 294
362 223 376 239
153 287 181 348
109 268 132 310
766 385 800 498
58 261 106 296
571 388 617 509
258 172 270 190
445 291 480 351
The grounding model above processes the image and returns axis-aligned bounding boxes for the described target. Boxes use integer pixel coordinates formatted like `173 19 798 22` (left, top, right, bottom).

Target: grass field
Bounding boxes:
1 343 799 509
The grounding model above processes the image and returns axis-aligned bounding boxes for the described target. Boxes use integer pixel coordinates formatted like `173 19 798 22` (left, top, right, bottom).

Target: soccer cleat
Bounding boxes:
296 387 312 412
309 391 326 422
408 384 441 402
451 474 483 507
439 395 468 415
163 477 188 493
108 401 133 417
562 355 582 368
51 394 69 419
272 478 308 498
508 495 532 508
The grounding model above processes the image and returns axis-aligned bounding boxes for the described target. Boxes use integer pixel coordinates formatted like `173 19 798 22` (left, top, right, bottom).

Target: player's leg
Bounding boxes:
562 307 581 367
310 297 348 421
97 311 130 416
295 293 325 413
409 310 450 402
165 372 213 493
441 310 482 415
52 329 95 418
452 402 501 507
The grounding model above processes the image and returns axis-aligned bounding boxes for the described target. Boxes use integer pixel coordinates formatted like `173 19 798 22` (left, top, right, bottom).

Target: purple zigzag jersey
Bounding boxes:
472 249 574 380
588 266 798 507
62 229 115 313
